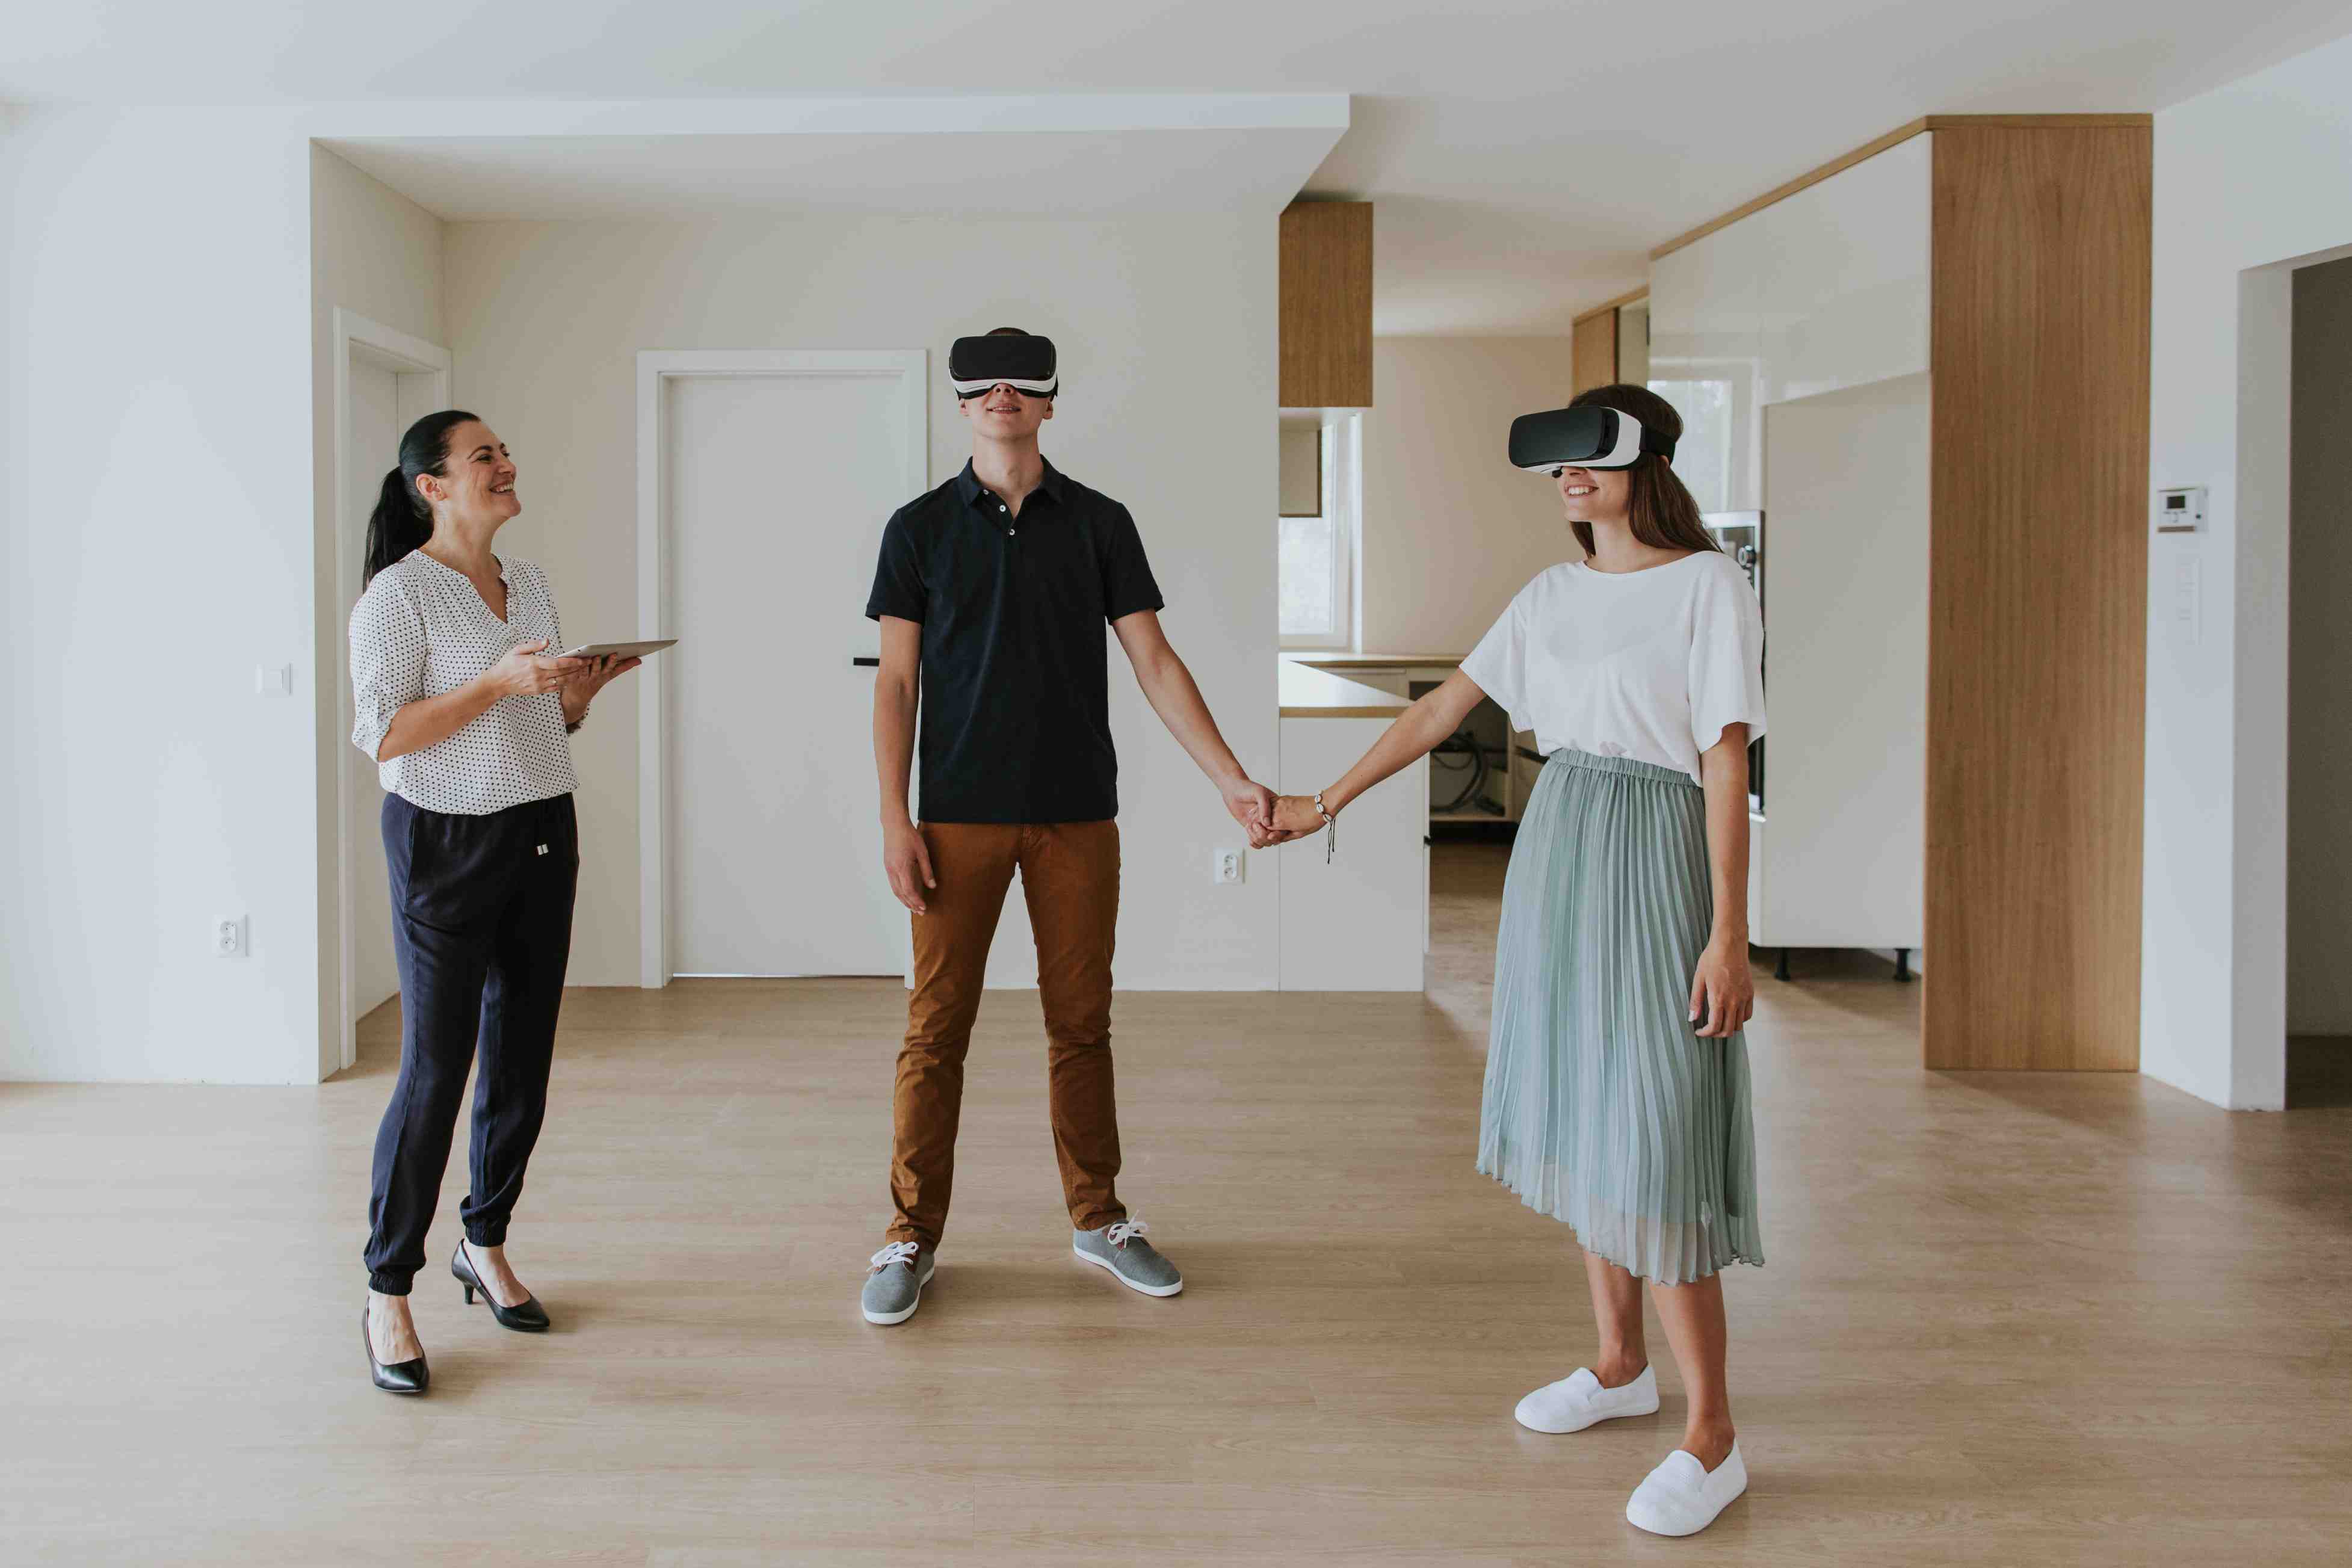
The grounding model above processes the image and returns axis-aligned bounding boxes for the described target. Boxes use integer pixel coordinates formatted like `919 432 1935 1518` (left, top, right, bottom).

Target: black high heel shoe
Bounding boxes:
363 1302 429 1394
452 1239 551 1332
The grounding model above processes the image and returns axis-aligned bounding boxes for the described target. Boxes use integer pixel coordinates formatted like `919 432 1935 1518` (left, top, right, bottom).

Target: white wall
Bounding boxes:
1358 337 1582 655
440 214 1282 991
309 144 446 1078
2287 255 2352 1036
1 107 321 1082
2146 28 2352 1108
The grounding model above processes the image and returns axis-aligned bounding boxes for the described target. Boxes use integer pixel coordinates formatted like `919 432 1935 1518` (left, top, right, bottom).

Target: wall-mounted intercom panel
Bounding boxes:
2155 486 2206 534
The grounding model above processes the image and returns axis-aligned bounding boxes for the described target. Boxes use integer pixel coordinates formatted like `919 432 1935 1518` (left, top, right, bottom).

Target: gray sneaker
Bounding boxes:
1073 1217 1183 1297
860 1241 934 1325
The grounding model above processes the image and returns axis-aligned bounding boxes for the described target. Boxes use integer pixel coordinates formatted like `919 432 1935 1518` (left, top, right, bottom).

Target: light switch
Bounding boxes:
255 664 292 697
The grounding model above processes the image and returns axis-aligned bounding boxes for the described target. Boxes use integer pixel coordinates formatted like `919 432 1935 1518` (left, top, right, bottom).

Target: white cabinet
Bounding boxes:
1759 372 1930 949
1279 717 1428 991
1652 210 1764 510
1651 134 1930 514
1652 137 1933 960
1752 135 1931 405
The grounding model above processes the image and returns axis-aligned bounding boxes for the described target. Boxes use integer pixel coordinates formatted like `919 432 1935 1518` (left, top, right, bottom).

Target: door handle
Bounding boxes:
851 656 879 668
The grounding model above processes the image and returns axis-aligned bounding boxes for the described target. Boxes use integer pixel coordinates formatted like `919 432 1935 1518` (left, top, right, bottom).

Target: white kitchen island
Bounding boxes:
1277 658 1428 991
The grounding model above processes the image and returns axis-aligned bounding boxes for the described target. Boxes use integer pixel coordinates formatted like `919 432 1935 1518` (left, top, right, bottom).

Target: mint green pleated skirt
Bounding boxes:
1477 750 1762 1285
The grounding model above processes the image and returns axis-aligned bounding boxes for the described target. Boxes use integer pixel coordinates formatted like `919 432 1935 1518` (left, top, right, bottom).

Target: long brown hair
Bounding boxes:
1564 384 1718 561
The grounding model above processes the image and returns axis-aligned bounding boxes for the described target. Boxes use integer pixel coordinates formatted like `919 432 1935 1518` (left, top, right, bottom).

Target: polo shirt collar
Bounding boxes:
955 457 1066 510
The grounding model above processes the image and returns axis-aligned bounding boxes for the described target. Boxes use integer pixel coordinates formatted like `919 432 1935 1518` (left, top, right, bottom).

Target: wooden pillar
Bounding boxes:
1923 123 2152 1070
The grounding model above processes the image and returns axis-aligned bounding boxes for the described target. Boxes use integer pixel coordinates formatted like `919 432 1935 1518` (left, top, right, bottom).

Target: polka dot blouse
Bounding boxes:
349 551 579 816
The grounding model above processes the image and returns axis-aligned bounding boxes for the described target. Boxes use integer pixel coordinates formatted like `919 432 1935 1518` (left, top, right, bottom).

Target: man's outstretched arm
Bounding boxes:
1111 609 1276 844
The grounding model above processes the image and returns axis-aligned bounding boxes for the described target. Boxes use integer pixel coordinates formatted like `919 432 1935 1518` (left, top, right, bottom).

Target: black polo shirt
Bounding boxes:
865 458 1164 824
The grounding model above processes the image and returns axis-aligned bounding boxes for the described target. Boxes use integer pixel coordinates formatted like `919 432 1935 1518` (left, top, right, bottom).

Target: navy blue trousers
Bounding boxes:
365 791 578 1295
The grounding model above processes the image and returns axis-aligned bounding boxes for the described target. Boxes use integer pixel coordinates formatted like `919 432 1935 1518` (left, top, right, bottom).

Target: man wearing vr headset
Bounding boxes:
859 327 1275 1326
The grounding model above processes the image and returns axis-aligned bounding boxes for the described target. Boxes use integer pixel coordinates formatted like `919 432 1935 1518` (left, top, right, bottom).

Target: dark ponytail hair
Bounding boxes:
1564 384 1719 561
363 409 480 585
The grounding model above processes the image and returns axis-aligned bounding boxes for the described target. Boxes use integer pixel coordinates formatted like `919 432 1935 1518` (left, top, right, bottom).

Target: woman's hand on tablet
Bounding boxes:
482 640 590 699
558 655 641 727
572 654 642 698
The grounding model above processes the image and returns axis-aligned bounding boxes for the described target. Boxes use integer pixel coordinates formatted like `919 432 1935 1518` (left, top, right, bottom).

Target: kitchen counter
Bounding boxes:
1278 658 1413 718
1274 658 1427 992
1285 652 1467 670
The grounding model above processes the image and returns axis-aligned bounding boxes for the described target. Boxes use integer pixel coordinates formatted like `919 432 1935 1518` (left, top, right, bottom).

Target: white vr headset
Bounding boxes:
1508 405 1674 473
949 333 1059 400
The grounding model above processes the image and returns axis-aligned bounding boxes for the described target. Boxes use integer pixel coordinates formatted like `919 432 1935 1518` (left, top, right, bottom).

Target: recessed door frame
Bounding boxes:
634 349 928 989
2227 237 2352 1106
330 309 451 1070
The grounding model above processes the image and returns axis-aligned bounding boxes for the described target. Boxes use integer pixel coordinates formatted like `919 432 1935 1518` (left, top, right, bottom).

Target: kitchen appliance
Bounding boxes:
1703 511 1764 812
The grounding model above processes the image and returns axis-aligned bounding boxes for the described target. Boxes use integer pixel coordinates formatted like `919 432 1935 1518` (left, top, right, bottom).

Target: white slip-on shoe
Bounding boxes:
1513 1365 1661 1433
1625 1442 1747 1537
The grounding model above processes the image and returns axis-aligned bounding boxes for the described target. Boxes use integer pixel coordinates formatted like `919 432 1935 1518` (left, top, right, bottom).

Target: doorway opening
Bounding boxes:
332 310 450 1072
2286 253 2352 1108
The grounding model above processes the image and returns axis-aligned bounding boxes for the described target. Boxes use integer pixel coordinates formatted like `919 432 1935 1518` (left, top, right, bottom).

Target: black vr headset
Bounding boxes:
949 333 1058 400
1508 405 1674 474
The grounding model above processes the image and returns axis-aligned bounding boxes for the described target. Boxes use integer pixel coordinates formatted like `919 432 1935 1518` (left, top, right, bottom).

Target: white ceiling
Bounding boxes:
11 1 2352 333
319 99 1347 221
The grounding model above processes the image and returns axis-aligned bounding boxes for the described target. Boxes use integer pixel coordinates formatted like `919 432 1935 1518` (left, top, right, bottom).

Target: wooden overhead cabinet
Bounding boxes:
1570 288 1647 394
1648 116 2152 1072
1279 201 1373 407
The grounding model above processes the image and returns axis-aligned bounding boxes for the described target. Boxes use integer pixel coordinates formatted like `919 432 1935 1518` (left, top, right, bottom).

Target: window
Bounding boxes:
1279 415 1358 648
1645 377 1734 513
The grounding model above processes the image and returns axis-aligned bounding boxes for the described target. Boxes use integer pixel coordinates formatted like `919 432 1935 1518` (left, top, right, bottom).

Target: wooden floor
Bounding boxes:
4 845 2350 1565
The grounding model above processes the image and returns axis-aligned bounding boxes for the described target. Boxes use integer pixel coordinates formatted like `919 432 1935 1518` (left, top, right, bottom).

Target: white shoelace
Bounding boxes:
869 1241 919 1272
1103 1218 1150 1249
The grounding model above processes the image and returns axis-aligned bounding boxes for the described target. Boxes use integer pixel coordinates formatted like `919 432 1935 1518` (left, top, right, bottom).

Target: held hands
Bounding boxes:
1244 794 1326 847
1222 776 1282 848
1688 936 1756 1039
1268 795 1326 842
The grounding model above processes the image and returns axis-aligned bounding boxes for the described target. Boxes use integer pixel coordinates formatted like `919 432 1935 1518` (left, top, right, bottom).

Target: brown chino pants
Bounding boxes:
887 819 1125 1250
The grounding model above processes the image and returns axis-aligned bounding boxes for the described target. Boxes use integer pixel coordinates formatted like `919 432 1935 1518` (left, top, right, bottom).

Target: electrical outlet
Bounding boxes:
1212 848 1245 885
215 916 247 958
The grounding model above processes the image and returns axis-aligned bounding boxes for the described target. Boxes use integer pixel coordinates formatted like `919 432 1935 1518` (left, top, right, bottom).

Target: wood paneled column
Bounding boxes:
1924 122 2152 1070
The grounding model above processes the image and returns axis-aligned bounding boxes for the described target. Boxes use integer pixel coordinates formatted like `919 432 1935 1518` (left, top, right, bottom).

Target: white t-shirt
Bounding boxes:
1460 551 1765 784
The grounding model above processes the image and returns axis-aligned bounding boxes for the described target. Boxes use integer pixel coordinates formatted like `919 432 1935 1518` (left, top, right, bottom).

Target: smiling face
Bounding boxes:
1555 463 1631 525
416 419 519 526
956 383 1054 443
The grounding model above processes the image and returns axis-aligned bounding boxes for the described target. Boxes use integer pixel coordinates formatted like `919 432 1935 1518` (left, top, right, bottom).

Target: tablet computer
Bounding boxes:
549 638 677 661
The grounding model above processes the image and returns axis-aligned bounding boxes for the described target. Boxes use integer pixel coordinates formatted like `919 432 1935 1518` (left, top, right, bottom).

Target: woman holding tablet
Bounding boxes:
348 410 637 1394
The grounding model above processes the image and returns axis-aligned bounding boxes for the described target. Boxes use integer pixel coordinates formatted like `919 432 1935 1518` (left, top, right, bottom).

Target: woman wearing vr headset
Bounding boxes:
1271 384 1765 1537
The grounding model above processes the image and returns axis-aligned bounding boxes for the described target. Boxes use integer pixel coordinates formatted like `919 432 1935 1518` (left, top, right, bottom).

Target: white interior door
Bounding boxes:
663 368 916 977
344 353 405 1024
